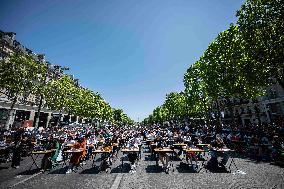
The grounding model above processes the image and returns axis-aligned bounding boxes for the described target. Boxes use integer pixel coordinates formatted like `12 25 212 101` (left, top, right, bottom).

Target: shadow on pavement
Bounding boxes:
0 166 9 170
111 163 129 173
17 168 41 175
176 162 196 173
145 164 162 173
80 166 100 174
48 167 67 174
205 165 230 173
170 155 183 161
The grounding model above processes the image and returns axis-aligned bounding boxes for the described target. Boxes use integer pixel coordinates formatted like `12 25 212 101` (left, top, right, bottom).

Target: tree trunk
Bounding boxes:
202 98 209 126
276 77 284 91
226 97 236 128
215 99 222 133
57 109 62 127
34 94 43 128
5 96 18 129
229 104 236 127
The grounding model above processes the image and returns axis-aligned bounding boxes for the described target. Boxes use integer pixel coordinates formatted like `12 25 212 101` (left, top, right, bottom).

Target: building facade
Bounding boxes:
217 84 284 126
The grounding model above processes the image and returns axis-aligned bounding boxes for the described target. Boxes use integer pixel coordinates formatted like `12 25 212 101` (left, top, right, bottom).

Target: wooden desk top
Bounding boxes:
173 143 187 146
93 149 112 153
121 148 140 153
32 150 55 154
64 149 84 153
215 148 233 152
146 139 154 142
196 144 210 146
154 148 174 153
65 144 75 147
231 140 247 144
184 148 205 153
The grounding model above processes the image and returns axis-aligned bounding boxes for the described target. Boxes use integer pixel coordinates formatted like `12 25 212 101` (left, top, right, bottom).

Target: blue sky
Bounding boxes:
0 0 245 121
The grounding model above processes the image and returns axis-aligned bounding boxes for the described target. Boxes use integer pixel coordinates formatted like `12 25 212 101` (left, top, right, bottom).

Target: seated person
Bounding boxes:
156 137 170 173
84 134 94 161
183 133 191 144
208 134 229 169
186 141 198 166
126 137 140 173
259 134 271 160
271 136 284 163
66 136 87 174
98 141 113 172
173 133 185 157
110 134 120 158
175 133 184 143
41 136 60 171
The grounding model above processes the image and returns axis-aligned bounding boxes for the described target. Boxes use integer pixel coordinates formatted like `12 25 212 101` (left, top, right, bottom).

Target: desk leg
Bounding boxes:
121 154 124 173
198 159 206 173
29 154 39 170
92 154 96 167
198 153 208 173
228 151 238 172
155 153 158 167
62 153 67 168
228 158 238 172
170 152 174 172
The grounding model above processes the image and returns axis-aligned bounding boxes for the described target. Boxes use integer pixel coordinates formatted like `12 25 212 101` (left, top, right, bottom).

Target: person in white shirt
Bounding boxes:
126 137 140 173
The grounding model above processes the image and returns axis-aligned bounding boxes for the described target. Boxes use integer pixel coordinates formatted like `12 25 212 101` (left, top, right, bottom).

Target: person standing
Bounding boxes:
11 128 24 169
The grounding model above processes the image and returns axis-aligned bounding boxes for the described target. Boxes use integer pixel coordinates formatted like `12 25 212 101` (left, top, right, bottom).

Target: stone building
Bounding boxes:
217 84 284 126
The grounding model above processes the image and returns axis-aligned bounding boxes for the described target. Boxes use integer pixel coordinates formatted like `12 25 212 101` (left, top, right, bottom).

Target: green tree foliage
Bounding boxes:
144 0 283 126
44 75 132 124
0 53 46 101
44 75 76 114
236 0 284 88
0 53 46 128
112 108 134 126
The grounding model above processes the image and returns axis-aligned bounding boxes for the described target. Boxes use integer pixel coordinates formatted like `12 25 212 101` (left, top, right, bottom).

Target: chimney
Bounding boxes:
37 54 45 62
5 32 16 41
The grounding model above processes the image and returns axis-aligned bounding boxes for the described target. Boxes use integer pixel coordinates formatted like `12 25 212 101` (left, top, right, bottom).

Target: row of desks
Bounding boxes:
28 141 237 173
152 147 237 172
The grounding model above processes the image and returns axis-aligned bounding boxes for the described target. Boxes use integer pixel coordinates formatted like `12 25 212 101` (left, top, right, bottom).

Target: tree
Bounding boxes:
44 75 77 124
236 0 284 88
112 108 133 126
0 53 46 129
163 92 188 121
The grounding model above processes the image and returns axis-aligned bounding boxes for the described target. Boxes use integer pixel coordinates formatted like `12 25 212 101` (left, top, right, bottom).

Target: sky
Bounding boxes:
0 0 245 121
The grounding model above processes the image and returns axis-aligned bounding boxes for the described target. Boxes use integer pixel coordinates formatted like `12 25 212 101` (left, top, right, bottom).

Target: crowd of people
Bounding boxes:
0 121 283 174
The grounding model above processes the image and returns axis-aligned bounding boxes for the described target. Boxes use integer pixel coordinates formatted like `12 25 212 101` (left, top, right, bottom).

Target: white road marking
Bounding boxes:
8 171 43 188
110 174 123 189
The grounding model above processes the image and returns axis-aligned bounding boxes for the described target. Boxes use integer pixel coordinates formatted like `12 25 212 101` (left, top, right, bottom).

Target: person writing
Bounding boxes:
156 136 170 174
66 136 87 174
41 136 61 171
208 134 229 170
126 137 140 173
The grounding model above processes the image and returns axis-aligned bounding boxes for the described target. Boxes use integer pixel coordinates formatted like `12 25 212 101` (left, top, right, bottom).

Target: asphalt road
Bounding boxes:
0 144 283 189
